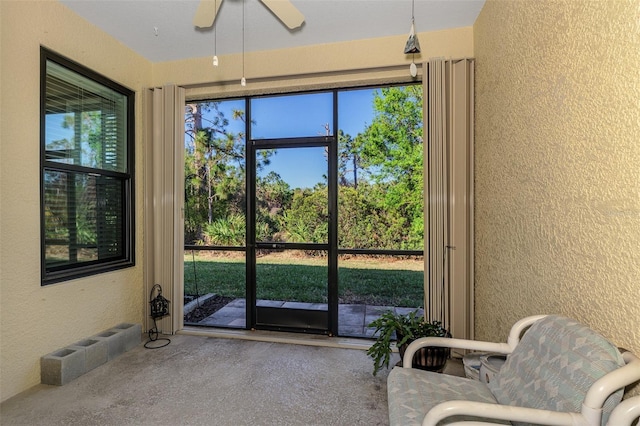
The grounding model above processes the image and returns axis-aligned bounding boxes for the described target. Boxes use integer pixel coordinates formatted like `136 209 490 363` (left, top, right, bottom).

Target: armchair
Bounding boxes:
387 315 640 426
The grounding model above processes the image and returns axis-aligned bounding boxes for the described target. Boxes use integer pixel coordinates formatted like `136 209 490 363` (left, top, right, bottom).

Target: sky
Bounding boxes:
48 88 381 189
200 88 377 189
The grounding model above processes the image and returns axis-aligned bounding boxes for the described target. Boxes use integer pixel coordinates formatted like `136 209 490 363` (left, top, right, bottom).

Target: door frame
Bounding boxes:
246 97 339 335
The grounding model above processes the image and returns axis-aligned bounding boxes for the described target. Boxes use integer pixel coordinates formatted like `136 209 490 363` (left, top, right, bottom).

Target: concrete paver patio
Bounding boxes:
192 298 423 338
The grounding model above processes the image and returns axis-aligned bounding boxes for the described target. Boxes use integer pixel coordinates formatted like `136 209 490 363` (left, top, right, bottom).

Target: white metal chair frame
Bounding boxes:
607 395 640 426
400 315 640 426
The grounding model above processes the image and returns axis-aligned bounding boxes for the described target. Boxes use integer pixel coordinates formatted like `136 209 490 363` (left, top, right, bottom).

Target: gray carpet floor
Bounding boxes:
1 334 390 425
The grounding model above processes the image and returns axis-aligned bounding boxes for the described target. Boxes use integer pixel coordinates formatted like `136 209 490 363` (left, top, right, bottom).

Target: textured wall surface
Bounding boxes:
474 0 640 394
0 1 150 401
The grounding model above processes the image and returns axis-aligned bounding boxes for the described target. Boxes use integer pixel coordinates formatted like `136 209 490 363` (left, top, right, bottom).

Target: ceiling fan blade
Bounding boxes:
259 0 305 30
193 0 223 28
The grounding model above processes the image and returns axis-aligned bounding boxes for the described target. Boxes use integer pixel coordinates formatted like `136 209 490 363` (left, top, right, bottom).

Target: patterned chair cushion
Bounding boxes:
487 315 625 426
388 367 510 425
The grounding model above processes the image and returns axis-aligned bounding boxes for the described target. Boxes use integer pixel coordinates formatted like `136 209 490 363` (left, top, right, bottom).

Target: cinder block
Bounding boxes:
92 330 126 360
69 338 108 372
110 323 142 352
41 348 85 386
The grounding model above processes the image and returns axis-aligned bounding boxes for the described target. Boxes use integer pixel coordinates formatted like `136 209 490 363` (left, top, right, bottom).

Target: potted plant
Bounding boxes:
367 310 451 376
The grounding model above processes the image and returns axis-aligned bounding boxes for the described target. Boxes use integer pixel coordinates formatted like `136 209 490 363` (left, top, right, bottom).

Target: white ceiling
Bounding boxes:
60 0 485 63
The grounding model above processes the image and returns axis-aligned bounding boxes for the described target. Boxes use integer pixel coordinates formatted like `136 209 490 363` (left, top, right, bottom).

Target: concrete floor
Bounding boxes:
1 320 466 426
1 334 391 426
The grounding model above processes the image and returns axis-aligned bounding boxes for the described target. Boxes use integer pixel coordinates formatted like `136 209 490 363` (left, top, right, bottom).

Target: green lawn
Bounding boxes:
184 253 424 308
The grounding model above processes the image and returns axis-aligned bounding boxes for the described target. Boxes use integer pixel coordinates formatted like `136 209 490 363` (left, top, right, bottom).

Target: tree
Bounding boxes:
282 188 328 244
255 171 293 241
184 86 423 250
338 86 424 250
185 102 269 244
338 130 365 188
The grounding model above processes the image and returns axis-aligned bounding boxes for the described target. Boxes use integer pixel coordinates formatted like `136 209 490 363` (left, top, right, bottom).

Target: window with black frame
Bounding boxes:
41 48 135 285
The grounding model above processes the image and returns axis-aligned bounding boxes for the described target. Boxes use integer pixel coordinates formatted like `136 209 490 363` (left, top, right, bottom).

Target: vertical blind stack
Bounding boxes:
144 84 185 335
425 58 475 342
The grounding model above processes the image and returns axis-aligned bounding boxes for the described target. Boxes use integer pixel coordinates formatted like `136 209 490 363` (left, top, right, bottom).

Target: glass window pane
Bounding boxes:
41 48 133 285
251 92 333 139
338 253 424 338
337 85 424 250
184 249 246 328
256 249 328 306
44 169 124 269
338 88 376 138
45 60 128 172
184 99 246 246
256 147 328 244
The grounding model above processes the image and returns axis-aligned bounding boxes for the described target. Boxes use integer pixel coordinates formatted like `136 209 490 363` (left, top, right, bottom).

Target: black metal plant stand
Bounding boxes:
144 284 171 349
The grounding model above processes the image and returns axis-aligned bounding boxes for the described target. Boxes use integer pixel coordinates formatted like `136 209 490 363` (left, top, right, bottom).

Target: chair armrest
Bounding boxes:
585 351 640 410
506 314 548 347
422 400 582 426
402 337 511 370
420 353 640 426
582 351 640 425
607 395 640 426
402 315 548 370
